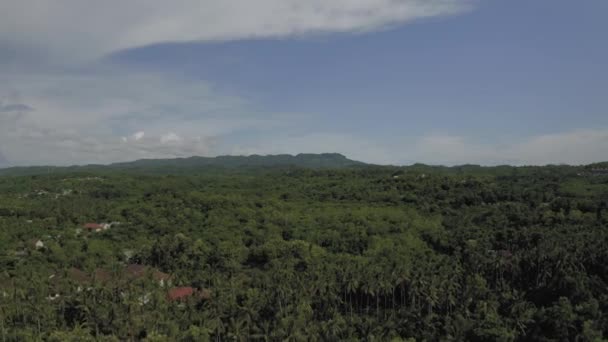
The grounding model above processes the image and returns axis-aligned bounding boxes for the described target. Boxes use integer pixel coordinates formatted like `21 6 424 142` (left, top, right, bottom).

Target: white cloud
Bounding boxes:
2 1 604 168
132 131 145 141
0 0 471 62
243 129 608 167
160 132 182 144
0 67 287 166
508 129 608 165
409 129 608 166
409 135 502 165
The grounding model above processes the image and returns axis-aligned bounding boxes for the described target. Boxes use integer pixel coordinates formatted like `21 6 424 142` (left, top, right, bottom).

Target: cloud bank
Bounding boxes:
409 130 608 166
1 1 605 167
0 69 288 166
1 65 606 167
0 0 470 62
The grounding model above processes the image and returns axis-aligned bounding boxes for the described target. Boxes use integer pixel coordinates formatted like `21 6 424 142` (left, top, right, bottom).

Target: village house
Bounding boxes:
126 264 172 287
83 222 120 232
68 267 90 290
167 287 212 302
30 239 44 250
167 287 195 301
45 268 92 294
122 249 135 261
44 264 191 305
43 266 210 307
93 268 113 285
84 223 104 232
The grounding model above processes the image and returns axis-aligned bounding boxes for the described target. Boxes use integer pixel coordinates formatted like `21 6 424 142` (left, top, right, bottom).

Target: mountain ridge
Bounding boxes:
0 153 370 176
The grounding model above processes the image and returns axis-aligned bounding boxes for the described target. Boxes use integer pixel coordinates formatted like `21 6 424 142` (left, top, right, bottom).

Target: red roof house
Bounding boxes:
168 287 195 301
167 287 212 302
84 223 103 231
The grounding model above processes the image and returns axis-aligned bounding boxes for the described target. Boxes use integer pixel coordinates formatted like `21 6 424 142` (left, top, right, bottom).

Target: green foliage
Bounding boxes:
0 163 607 340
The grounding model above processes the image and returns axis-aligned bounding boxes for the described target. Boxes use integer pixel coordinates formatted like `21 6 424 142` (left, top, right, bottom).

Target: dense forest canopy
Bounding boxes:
0 155 607 341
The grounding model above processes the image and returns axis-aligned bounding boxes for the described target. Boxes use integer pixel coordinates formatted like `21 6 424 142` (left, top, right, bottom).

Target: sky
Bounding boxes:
0 0 607 167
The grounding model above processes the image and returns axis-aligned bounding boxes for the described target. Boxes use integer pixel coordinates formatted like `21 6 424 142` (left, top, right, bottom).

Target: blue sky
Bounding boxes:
0 0 607 166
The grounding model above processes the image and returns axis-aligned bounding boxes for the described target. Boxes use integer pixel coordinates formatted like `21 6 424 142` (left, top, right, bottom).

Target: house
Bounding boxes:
83 222 117 232
64 267 91 292
167 287 195 301
47 293 61 301
125 264 147 279
30 239 44 250
93 269 113 285
67 267 91 284
153 270 172 286
167 287 212 302
84 223 103 232
122 249 135 261
126 264 172 286
51 267 116 293
47 268 95 298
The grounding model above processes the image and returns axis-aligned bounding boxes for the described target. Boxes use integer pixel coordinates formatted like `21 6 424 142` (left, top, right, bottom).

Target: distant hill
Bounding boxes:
0 153 369 176
2 154 606 177
109 153 366 169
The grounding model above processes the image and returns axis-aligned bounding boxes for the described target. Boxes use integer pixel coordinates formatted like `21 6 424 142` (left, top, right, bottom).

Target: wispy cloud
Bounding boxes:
230 129 608 166
0 67 291 166
2 1 604 167
0 0 472 62
0 0 478 166
0 103 33 113
409 129 608 166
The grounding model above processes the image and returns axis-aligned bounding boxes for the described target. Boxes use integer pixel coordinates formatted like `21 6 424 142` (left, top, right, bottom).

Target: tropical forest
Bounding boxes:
0 154 607 341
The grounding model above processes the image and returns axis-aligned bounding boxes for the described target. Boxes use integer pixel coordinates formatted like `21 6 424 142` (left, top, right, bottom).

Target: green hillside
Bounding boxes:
0 153 369 176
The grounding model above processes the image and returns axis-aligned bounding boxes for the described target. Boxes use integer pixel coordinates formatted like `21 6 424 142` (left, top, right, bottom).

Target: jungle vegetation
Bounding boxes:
0 155 607 341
